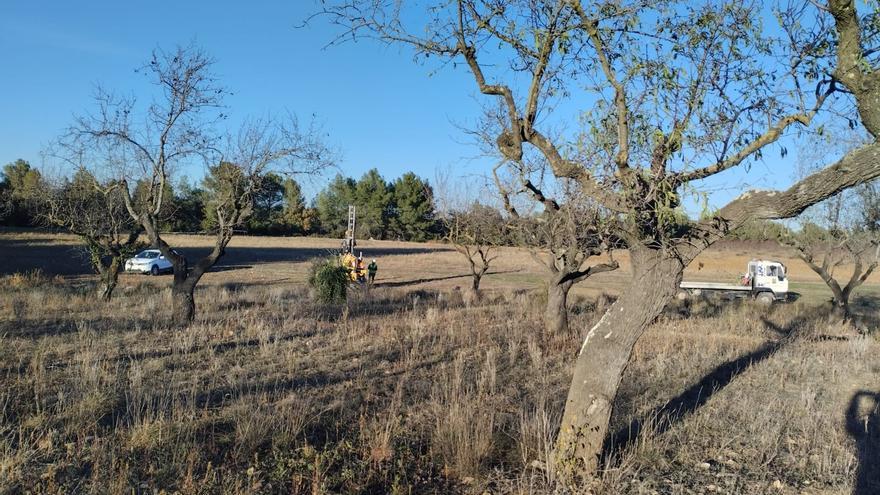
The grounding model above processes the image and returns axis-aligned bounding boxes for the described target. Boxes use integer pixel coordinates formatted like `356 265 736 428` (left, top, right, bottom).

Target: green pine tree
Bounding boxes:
392 172 435 241
281 177 308 233
354 169 393 239
1 159 43 226
315 174 356 237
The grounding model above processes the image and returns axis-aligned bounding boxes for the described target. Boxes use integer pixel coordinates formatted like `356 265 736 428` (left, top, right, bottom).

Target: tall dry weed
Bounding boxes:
429 353 496 478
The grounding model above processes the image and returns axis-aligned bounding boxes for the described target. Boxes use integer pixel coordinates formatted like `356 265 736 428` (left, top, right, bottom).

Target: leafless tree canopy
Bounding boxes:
445 202 509 292
39 169 144 300
60 44 334 325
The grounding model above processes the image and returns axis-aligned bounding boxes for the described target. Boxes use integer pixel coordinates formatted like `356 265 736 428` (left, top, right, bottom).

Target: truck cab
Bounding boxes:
745 259 789 300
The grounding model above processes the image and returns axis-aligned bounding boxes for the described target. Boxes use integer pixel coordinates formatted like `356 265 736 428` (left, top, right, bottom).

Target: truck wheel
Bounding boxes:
151 265 160 276
756 292 774 305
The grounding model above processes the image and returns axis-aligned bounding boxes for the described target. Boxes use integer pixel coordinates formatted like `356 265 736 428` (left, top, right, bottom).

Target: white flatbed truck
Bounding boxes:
678 259 790 304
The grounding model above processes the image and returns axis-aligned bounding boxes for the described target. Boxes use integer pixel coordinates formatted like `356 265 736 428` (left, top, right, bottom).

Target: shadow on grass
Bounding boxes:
603 305 831 462
852 295 880 332
0 315 163 340
847 390 880 494
118 327 331 364
375 273 473 288
308 288 467 322
374 269 520 289
0 235 452 276
188 349 429 409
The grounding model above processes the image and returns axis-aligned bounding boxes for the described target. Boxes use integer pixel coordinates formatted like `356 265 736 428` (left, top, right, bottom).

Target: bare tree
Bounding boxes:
446 202 507 293
499 166 619 334
791 227 879 319
320 0 880 477
785 130 880 320
475 106 620 334
63 45 333 326
40 168 144 300
526 207 618 335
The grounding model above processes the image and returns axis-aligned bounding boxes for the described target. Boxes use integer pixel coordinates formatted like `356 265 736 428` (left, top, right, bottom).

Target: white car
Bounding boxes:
125 249 175 275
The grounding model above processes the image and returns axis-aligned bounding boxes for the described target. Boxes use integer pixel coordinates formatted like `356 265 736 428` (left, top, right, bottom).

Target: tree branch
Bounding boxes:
676 84 833 183
569 1 630 171
560 260 619 285
829 0 880 136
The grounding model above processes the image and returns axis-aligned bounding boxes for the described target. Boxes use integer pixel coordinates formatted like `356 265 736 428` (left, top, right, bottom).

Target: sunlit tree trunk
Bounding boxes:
556 246 685 476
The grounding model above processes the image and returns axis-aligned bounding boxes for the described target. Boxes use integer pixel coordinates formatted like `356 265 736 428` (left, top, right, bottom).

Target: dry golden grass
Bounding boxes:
1 268 878 493
1 231 879 493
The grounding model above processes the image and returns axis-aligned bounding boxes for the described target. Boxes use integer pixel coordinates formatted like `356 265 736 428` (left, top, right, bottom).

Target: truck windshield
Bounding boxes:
768 265 785 281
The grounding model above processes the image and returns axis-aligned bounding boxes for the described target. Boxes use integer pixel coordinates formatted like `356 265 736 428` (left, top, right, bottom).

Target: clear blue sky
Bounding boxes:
0 2 492 198
0 1 813 214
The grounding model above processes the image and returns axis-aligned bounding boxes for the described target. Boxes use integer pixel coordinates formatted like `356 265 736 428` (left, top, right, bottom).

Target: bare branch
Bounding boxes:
677 84 834 183
570 1 630 171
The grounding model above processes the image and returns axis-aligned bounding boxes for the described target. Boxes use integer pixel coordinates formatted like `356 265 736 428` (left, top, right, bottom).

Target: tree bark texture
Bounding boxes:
172 279 197 327
472 273 482 292
97 257 122 302
545 278 573 335
555 247 685 478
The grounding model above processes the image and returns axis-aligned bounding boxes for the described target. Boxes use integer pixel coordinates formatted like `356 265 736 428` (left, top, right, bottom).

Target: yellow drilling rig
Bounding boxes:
340 205 367 283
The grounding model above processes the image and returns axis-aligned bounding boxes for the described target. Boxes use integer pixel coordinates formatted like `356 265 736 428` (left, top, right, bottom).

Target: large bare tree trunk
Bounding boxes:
143 218 219 328
555 247 685 478
166 233 231 327
545 278 573 335
97 257 122 301
171 279 197 327
170 255 201 328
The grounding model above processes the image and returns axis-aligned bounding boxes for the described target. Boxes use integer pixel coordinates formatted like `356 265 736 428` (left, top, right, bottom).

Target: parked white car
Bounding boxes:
125 249 174 275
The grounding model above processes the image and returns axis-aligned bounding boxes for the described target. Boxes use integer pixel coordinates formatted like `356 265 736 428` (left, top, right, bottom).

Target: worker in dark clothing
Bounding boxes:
367 259 378 284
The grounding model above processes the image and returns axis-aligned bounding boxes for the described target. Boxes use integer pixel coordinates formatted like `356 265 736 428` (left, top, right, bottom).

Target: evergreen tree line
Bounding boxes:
1 160 439 241
315 169 438 241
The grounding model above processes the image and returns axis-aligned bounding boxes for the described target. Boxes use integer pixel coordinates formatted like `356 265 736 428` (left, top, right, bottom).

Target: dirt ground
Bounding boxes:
2 229 878 306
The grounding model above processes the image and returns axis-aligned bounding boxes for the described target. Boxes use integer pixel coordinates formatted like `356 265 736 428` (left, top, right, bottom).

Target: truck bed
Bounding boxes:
680 281 751 291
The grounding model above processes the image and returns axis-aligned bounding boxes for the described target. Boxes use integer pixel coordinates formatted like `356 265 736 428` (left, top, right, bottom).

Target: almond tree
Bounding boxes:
791 228 879 319
321 0 880 478
785 129 880 320
41 168 144 300
498 166 618 334
63 45 333 326
446 202 507 293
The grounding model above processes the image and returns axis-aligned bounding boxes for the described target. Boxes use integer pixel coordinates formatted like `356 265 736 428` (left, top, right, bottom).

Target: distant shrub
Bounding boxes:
308 257 349 304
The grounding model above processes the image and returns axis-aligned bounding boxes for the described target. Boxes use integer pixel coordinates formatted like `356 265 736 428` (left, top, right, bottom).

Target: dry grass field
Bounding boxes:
1 230 879 494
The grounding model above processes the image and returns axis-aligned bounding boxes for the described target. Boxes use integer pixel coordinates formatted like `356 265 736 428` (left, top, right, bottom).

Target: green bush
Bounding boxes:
308 257 349 304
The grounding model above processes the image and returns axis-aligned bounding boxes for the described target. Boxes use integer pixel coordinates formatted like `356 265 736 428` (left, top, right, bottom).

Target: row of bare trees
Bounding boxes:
320 0 880 480
443 196 618 335
41 45 333 325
